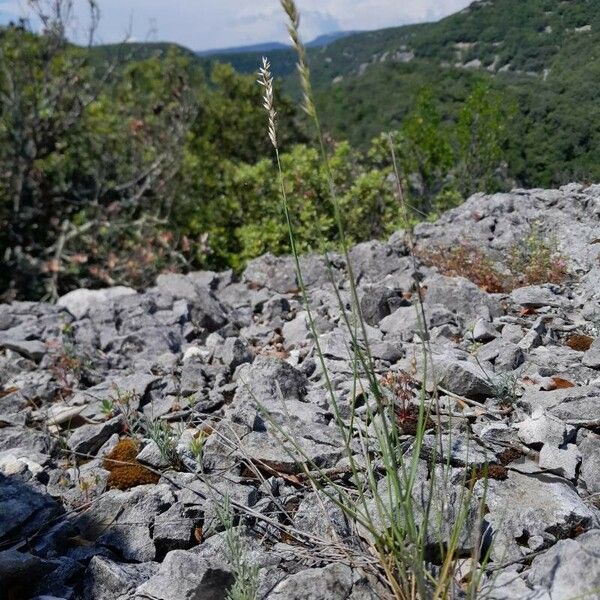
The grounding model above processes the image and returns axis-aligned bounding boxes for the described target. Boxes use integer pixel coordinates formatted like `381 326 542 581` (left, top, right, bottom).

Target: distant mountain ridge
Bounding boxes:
196 42 289 57
196 30 359 57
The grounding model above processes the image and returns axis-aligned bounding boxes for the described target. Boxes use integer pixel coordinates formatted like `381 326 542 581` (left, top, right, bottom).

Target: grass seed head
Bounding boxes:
257 57 278 150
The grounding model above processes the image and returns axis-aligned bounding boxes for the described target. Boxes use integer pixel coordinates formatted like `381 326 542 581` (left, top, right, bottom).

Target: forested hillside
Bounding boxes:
200 0 600 187
2 0 599 301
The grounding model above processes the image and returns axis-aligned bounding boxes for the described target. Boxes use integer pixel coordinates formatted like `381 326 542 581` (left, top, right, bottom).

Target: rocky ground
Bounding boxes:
2 184 600 600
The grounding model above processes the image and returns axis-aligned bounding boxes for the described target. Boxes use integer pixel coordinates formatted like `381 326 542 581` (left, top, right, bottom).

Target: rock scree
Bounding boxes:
1 184 600 599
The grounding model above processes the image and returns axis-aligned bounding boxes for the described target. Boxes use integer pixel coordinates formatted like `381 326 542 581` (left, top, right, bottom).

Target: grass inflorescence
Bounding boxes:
248 3 498 598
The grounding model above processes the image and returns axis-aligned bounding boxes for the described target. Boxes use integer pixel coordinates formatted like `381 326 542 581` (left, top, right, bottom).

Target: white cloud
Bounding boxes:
1 0 473 50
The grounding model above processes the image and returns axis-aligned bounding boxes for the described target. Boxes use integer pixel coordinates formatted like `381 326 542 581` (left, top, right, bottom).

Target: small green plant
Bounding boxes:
189 431 207 466
47 332 90 398
142 417 181 468
215 496 259 600
508 223 567 286
419 228 568 293
417 241 507 293
475 356 519 406
489 371 519 406
100 398 115 418
108 387 139 432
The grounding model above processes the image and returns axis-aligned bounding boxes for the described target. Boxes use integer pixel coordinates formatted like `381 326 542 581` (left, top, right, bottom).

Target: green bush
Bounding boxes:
0 6 511 300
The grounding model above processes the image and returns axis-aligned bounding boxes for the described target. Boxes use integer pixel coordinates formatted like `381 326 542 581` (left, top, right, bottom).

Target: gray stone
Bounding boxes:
423 274 501 323
267 563 354 600
216 336 254 373
378 305 419 339
156 273 200 299
527 530 600 599
71 374 159 420
476 337 524 370
435 356 494 398
483 568 545 600
155 274 229 332
282 312 310 349
135 549 233 600
0 475 62 543
578 429 600 494
495 342 525 371
204 357 346 473
227 421 343 475
0 426 52 454
538 443 581 479
364 462 482 554
179 357 207 396
294 491 350 539
243 253 298 294
379 304 456 339
190 298 228 335
318 328 382 363
360 285 407 326
421 433 491 467
517 328 543 351
7 183 600 599
76 485 174 563
67 415 125 456
369 339 404 362
153 503 203 553
137 440 171 470
477 470 598 561
583 337 600 368
510 285 565 308
83 556 158 600
349 240 409 283
58 286 136 319
260 295 291 321
0 550 57 591
516 408 576 448
472 318 498 342
501 323 525 343
519 385 600 421
0 337 47 360
231 355 308 407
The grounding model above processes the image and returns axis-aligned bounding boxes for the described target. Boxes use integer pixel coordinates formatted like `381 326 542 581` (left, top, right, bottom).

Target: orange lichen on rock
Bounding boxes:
103 438 159 490
566 334 594 352
103 438 139 469
471 463 509 483
498 447 523 466
550 376 576 390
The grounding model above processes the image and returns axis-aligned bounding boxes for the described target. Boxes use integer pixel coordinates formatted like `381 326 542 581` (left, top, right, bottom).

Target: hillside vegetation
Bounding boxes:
2 0 599 301
200 0 600 187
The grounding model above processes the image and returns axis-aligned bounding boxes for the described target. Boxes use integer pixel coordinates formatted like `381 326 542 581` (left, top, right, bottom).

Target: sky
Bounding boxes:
0 0 473 51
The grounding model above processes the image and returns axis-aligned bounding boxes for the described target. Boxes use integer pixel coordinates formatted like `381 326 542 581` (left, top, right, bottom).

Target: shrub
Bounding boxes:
419 230 568 293
508 225 568 286
0 7 197 300
418 242 507 293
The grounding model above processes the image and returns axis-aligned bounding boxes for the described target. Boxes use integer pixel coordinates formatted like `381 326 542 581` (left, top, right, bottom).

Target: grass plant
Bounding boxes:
244 2 498 598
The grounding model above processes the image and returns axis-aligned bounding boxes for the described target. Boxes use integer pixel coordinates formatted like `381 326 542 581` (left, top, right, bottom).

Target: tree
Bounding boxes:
400 89 454 213
456 82 509 197
0 3 196 299
172 63 304 269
